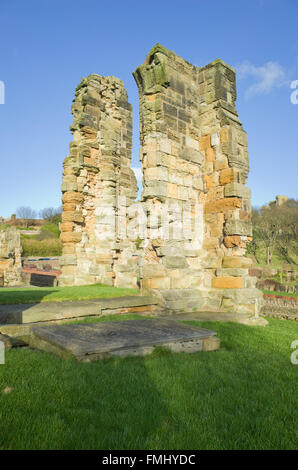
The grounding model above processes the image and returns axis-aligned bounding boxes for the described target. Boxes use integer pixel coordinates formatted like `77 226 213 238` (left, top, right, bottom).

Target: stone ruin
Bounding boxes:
269 195 289 207
60 44 263 319
0 226 22 286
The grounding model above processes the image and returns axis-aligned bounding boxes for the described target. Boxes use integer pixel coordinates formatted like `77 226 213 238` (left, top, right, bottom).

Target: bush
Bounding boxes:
41 223 60 238
21 238 62 257
35 230 56 241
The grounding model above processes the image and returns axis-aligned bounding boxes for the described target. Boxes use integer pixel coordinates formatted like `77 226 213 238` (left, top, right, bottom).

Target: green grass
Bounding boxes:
40 222 60 237
0 316 297 450
0 284 140 305
263 290 298 298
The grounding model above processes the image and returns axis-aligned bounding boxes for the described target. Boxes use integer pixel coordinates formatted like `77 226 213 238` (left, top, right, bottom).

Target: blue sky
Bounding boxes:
0 0 297 218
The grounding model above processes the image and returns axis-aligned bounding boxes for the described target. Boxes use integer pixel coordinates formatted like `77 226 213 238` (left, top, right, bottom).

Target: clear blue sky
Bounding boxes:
0 0 297 218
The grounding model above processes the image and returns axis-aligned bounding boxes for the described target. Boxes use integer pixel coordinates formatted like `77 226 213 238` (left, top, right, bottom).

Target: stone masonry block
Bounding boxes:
222 256 253 268
224 182 251 199
224 219 252 236
212 277 244 289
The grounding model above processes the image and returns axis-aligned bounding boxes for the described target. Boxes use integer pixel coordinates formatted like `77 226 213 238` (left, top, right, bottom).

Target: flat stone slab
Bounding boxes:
0 296 159 325
29 319 220 361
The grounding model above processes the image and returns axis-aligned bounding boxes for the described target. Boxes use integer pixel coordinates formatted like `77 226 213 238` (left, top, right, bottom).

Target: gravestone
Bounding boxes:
29 319 219 361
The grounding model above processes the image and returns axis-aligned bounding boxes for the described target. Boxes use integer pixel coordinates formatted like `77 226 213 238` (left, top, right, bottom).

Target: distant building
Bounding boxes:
269 195 289 207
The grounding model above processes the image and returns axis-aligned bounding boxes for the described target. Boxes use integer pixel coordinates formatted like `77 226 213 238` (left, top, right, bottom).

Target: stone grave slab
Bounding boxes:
30 319 220 361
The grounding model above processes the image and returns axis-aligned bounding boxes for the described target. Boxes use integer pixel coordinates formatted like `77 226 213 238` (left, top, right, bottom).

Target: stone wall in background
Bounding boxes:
59 75 138 287
133 44 262 316
262 294 298 321
0 227 22 286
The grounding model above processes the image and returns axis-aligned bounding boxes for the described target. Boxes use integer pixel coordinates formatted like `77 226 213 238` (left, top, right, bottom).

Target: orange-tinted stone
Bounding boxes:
81 127 97 139
60 232 82 243
212 277 244 289
200 135 211 151
62 191 83 203
222 256 253 268
205 197 242 213
223 236 242 248
205 147 215 162
90 147 99 158
62 211 84 223
219 168 239 185
60 222 74 233
203 237 219 250
239 211 251 221
204 173 218 189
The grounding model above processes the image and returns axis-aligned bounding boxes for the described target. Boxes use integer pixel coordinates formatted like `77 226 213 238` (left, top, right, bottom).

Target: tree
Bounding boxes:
275 199 298 265
250 198 298 265
39 206 62 225
16 206 37 228
246 208 262 263
252 205 280 265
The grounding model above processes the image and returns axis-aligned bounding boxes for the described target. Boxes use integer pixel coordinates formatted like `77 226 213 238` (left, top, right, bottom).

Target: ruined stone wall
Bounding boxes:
134 44 262 316
60 45 262 319
59 75 138 287
0 227 22 286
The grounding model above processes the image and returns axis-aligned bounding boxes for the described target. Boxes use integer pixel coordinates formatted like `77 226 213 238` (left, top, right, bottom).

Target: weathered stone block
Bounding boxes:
60 232 82 243
224 219 252 236
200 135 211 150
223 235 242 248
163 256 189 269
60 255 77 266
219 168 239 185
212 277 244 289
144 277 171 289
222 256 253 268
205 197 242 213
224 182 251 199
216 268 248 277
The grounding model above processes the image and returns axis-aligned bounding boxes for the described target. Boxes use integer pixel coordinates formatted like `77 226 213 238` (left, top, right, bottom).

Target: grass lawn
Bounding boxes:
0 284 140 305
0 315 297 450
262 289 298 298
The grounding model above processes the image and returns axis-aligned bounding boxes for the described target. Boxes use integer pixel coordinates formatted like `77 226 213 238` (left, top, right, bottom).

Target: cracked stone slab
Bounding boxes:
0 296 160 324
29 319 220 361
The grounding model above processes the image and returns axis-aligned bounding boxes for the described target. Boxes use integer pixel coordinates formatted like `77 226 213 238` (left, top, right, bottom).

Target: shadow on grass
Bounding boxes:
0 317 297 449
0 349 169 450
